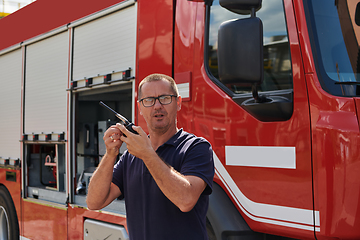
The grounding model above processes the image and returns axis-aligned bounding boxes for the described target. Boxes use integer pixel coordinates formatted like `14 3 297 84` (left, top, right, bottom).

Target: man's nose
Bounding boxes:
153 98 163 108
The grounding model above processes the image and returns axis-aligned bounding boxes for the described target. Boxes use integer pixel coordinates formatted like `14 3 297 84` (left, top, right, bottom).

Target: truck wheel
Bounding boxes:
0 186 19 240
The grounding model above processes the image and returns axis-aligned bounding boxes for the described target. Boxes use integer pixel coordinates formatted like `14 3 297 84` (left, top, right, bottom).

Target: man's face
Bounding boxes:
138 80 181 134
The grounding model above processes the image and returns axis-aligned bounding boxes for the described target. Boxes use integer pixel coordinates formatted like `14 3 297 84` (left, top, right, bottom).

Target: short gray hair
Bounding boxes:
138 73 179 99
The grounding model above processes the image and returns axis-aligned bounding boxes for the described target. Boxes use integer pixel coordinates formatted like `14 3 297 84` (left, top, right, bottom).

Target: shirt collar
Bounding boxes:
160 128 184 148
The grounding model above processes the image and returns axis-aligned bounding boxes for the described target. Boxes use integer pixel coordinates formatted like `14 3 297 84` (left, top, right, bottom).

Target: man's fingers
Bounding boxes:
104 125 121 138
103 125 123 156
116 123 140 137
132 125 145 135
108 133 121 142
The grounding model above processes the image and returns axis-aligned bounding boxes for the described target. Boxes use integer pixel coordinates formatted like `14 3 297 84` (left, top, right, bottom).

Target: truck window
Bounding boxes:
206 0 293 95
304 0 360 96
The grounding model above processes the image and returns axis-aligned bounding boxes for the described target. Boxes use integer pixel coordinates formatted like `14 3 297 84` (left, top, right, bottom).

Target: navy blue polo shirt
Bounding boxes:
112 129 214 240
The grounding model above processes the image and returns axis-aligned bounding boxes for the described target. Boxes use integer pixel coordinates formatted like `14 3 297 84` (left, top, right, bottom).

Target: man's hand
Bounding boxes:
117 123 154 160
104 124 124 157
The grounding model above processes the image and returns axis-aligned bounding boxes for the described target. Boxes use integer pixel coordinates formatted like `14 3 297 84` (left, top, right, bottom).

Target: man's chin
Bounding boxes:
151 123 169 132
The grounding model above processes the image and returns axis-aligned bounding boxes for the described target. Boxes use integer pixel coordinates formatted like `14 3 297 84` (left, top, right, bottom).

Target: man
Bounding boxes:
87 73 214 240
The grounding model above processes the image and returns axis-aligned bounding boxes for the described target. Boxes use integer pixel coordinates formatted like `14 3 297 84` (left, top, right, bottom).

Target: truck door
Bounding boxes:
175 0 317 238
22 30 69 239
68 1 136 237
207 0 316 237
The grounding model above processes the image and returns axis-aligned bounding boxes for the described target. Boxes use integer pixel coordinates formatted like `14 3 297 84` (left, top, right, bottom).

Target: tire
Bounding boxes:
0 186 19 240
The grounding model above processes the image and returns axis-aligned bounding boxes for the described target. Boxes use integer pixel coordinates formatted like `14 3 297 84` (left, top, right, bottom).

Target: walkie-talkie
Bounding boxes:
99 101 138 135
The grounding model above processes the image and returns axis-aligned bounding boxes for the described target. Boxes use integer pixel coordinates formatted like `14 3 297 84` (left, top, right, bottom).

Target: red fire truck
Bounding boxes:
0 0 359 239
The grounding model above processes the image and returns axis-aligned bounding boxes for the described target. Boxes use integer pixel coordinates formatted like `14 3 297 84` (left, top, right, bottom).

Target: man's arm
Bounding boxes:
144 152 207 212
86 126 123 210
118 124 207 212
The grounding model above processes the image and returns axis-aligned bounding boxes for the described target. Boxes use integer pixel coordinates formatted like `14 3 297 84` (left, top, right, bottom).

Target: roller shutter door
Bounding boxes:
0 50 22 159
72 4 137 80
24 32 69 134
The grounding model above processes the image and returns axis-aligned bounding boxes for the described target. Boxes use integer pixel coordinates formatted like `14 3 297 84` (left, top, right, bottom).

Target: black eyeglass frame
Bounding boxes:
138 95 178 107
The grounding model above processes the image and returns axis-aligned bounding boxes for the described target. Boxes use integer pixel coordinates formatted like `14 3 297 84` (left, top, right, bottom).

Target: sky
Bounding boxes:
0 0 35 14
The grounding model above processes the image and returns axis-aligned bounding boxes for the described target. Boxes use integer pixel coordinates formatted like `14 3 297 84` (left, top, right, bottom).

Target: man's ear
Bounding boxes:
177 96 182 111
137 101 143 115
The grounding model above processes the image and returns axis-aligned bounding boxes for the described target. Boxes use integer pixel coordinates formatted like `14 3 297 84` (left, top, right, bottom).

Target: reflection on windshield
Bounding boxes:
306 0 360 96
207 0 292 94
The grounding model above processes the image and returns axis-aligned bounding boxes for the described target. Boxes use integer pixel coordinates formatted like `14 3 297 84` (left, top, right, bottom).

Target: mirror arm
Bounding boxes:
251 7 256 17
252 84 259 101
252 84 268 103
250 6 262 103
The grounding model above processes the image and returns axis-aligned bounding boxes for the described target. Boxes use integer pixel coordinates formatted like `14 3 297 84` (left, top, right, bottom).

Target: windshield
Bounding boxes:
305 0 360 96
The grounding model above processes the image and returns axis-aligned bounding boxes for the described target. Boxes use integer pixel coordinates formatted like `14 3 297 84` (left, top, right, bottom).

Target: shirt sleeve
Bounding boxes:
180 138 215 195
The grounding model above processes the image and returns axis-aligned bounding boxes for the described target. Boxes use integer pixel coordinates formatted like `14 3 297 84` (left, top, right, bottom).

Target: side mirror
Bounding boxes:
217 17 263 86
217 0 264 101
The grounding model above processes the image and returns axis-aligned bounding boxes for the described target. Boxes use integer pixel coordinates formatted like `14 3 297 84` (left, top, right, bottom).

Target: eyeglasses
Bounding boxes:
139 95 177 107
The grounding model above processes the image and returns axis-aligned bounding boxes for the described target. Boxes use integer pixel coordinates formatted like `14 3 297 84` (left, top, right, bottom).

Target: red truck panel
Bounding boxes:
0 0 126 51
